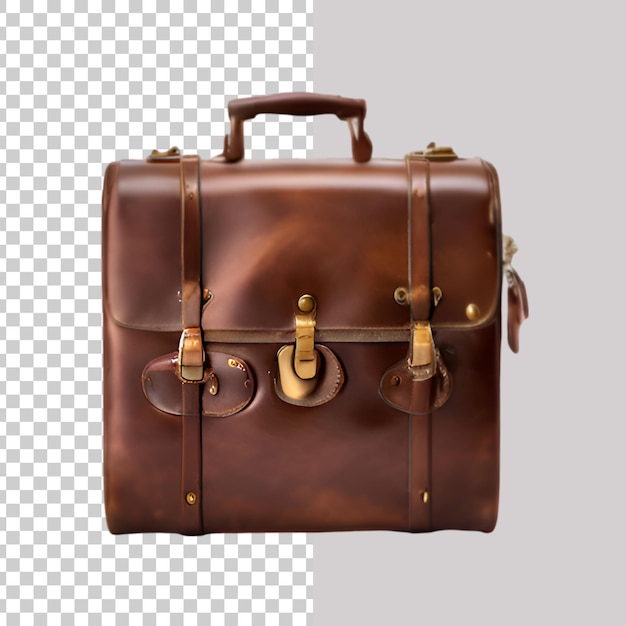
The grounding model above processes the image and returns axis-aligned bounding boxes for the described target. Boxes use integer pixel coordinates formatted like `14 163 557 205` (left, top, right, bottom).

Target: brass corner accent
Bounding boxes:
148 146 181 161
410 142 458 161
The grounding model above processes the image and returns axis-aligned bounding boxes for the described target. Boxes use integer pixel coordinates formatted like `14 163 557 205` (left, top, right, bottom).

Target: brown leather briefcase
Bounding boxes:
102 93 528 535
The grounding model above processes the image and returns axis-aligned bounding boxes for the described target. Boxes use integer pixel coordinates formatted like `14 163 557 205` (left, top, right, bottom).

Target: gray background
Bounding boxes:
312 1 625 624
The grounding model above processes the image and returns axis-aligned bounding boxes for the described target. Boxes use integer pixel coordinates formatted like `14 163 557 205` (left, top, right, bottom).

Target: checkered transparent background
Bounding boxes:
0 1 313 623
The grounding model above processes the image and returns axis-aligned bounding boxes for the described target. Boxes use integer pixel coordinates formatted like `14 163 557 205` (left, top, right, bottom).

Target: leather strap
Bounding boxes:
407 157 433 321
406 156 433 532
180 155 204 535
181 156 202 329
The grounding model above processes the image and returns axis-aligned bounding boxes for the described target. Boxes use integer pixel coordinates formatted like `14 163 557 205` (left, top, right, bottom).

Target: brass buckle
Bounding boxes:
177 327 207 383
409 321 436 381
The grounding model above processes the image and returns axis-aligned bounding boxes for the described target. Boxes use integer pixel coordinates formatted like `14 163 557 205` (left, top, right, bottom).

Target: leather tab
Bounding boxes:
507 266 529 353
379 350 452 415
142 351 255 418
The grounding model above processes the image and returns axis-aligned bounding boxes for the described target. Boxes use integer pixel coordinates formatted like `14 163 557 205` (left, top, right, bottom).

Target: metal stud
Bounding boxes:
465 303 480 321
186 492 197 505
297 294 316 313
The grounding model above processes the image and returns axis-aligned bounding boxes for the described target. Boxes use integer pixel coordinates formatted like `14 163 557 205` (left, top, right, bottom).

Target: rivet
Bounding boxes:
208 373 219 396
186 492 197 505
391 375 400 387
203 288 212 302
394 287 409 305
421 489 429 504
297 294 316 313
188 192 194 199
465 303 480 320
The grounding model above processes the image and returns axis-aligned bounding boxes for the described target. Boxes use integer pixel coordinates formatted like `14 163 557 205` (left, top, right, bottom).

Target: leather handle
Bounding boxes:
222 92 373 163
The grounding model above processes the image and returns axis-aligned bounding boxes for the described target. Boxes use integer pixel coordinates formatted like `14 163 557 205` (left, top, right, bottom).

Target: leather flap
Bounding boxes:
103 158 501 336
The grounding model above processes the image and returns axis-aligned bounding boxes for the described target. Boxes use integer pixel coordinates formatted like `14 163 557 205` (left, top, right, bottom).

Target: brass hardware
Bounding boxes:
409 321 436 381
207 372 219 396
394 287 409 305
228 358 246 371
432 286 443 307
202 288 213 302
148 146 181 160
186 492 197 505
410 142 457 161
177 327 205 382
503 235 518 267
277 344 318 400
465 303 480 321
294 294 318 380
297 294 316 314
420 489 429 504
275 294 323 401
395 286 442 307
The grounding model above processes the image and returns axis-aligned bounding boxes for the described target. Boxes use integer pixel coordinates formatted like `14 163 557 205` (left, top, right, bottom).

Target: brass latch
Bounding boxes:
410 142 457 161
177 327 206 383
293 294 318 380
276 294 320 401
275 294 346 406
409 321 436 381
